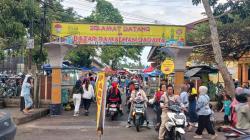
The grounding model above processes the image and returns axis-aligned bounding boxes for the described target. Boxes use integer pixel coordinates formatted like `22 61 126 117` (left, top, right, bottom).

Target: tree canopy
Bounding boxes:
188 0 250 63
83 0 143 69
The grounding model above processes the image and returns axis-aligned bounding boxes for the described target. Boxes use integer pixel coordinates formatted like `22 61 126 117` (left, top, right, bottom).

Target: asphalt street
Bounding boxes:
15 93 225 140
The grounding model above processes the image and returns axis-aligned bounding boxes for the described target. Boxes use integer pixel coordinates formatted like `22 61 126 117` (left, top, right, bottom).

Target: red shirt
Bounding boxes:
155 91 164 102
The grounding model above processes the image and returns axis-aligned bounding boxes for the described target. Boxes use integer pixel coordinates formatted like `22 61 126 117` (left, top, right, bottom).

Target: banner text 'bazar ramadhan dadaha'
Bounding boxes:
51 23 186 47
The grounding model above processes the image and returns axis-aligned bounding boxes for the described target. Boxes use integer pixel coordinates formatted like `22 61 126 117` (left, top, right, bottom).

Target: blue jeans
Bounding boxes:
189 100 198 123
23 94 33 108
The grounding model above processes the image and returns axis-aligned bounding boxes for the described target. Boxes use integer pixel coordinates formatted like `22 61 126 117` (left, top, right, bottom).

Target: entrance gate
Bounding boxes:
45 22 193 115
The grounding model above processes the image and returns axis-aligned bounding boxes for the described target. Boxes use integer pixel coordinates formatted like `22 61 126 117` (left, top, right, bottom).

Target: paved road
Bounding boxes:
16 93 225 140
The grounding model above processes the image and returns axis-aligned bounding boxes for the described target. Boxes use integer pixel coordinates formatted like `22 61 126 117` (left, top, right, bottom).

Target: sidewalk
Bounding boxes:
2 108 49 125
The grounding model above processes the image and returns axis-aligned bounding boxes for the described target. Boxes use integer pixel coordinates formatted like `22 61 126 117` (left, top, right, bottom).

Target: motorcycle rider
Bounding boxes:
158 84 181 140
106 81 123 115
127 82 149 127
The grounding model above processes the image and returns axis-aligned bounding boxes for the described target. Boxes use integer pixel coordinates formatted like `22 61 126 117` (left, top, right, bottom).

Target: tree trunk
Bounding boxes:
202 0 235 97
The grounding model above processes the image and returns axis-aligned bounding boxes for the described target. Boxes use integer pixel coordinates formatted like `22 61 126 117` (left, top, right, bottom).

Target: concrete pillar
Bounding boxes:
44 42 75 115
160 47 193 95
242 64 249 86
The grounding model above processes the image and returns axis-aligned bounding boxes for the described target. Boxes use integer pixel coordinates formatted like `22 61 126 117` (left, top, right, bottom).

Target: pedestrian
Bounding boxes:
235 87 250 130
19 75 26 112
22 75 33 114
82 78 95 116
72 80 83 117
220 94 232 126
187 82 198 130
179 84 189 113
150 84 166 130
193 86 217 139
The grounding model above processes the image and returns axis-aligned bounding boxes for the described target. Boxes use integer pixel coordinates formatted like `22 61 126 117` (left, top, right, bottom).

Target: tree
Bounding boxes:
192 0 235 96
0 0 81 68
65 46 96 67
84 0 143 69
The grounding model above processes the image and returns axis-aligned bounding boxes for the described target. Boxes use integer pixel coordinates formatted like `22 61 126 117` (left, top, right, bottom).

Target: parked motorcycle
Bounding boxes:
164 104 187 140
132 97 146 132
107 101 119 121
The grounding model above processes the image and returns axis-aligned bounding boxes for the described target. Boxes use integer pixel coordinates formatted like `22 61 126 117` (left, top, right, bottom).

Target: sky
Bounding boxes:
61 0 227 65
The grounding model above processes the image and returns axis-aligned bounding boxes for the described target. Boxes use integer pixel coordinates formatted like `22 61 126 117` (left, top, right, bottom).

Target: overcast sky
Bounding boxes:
61 0 227 65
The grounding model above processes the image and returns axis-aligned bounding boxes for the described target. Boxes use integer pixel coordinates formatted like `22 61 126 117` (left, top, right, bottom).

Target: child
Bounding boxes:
220 94 232 125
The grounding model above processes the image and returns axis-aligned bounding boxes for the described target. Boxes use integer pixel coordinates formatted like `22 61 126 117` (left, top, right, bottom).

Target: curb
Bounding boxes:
13 108 49 125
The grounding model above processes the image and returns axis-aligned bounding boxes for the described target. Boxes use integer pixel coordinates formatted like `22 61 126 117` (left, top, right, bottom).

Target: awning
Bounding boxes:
185 68 202 77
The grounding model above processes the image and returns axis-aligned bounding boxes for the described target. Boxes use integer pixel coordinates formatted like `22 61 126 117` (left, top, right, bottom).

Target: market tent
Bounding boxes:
81 66 91 71
91 66 101 72
103 67 116 74
148 70 163 77
143 65 154 73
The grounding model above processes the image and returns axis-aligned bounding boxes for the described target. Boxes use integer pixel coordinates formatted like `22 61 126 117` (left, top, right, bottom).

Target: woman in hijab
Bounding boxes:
72 80 83 117
21 75 33 114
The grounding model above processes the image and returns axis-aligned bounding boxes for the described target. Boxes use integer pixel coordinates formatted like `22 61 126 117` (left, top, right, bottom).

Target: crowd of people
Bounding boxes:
16 71 250 140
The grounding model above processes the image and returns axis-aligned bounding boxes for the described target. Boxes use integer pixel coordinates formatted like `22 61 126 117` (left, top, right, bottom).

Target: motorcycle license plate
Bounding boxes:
136 109 143 113
109 108 117 111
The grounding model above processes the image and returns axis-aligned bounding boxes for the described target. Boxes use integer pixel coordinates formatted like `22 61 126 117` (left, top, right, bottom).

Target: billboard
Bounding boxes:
51 22 186 47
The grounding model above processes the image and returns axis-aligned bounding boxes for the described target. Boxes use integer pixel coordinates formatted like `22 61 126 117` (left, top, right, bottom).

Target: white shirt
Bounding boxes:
82 84 95 99
180 91 189 108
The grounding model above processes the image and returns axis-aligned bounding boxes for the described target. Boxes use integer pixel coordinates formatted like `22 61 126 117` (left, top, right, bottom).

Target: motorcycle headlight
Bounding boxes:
175 119 184 125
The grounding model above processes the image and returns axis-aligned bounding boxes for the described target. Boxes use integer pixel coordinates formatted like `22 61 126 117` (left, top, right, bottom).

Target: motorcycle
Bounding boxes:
107 101 119 121
164 104 187 140
132 97 146 132
218 126 250 140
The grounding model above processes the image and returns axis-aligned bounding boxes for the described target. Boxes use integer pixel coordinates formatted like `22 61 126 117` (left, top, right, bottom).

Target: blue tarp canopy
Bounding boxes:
81 66 91 71
148 70 163 77
42 64 76 70
91 66 100 72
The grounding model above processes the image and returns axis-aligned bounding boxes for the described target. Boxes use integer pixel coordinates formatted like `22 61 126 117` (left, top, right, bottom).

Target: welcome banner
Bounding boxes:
51 22 186 47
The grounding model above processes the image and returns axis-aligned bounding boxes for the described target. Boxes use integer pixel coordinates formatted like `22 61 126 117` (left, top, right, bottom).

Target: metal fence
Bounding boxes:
0 56 26 74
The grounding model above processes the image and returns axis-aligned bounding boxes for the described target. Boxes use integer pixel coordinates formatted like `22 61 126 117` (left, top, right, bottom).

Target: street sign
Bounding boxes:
27 39 34 49
161 59 174 75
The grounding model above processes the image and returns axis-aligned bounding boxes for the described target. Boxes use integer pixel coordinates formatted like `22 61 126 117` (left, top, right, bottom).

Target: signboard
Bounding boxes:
95 72 106 133
26 39 34 49
51 22 186 47
161 59 174 75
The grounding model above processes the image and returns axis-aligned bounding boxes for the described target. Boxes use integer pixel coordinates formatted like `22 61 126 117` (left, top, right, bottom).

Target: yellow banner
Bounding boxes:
51 22 186 47
95 72 106 131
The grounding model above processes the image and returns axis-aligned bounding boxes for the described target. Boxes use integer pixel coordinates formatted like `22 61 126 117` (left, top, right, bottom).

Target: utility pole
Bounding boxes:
40 0 47 55
28 0 34 73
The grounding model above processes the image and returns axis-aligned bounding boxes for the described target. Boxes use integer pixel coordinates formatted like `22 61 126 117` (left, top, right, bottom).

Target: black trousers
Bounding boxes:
196 115 215 135
83 98 92 111
224 115 230 125
20 96 25 111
